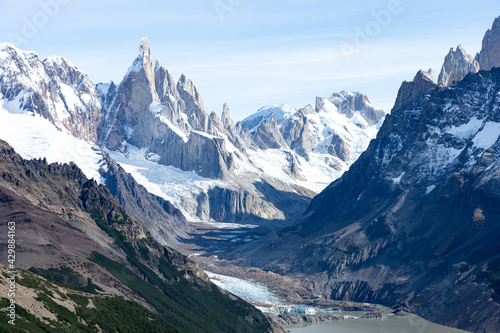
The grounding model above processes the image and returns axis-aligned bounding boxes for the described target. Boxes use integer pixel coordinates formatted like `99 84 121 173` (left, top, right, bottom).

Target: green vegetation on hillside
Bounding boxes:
28 266 104 294
0 269 177 333
88 206 271 333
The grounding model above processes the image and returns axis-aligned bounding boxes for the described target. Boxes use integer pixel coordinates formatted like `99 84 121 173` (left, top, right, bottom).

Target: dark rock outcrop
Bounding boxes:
246 69 500 333
392 69 438 111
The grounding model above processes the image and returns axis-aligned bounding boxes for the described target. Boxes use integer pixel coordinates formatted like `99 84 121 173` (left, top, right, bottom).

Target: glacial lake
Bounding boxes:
287 315 469 333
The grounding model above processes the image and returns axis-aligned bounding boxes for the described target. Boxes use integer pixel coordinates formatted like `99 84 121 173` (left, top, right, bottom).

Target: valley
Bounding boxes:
1 10 500 333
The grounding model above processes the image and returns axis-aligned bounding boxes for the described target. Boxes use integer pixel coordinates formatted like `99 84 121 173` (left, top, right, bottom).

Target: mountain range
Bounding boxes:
0 138 277 332
0 12 500 333
0 36 387 233
238 16 500 333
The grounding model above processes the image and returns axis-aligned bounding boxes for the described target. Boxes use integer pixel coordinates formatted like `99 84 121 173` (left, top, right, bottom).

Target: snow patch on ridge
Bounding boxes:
426 185 436 195
473 121 500 149
392 173 404 184
242 104 296 133
0 106 104 183
446 117 483 139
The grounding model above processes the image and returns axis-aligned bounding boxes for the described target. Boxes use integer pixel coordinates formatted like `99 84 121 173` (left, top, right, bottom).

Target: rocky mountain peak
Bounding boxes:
476 16 500 70
0 43 101 143
253 114 289 150
135 38 158 102
139 37 151 59
177 74 207 131
154 60 180 102
177 74 205 110
94 39 236 179
316 91 385 126
421 68 435 83
438 44 479 87
392 69 438 111
221 103 235 130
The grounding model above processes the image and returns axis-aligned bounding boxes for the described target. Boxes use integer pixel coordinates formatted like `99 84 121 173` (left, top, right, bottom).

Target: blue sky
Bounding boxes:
0 0 499 120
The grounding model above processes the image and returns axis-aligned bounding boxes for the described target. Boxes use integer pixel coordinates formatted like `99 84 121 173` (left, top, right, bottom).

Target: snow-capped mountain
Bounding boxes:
240 91 386 167
92 38 389 223
0 37 387 232
0 43 101 143
241 16 500 333
0 37 389 227
0 42 190 247
2 14 499 231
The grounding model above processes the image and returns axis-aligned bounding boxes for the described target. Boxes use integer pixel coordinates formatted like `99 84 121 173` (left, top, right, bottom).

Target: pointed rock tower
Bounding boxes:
476 16 500 71
438 45 479 87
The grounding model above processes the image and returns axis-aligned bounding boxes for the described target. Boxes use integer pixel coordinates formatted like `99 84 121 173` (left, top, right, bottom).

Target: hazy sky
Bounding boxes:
0 0 499 120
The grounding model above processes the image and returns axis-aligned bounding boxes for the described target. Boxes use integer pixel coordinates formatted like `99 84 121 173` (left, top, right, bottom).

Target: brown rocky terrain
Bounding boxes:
238 68 500 333
0 139 276 332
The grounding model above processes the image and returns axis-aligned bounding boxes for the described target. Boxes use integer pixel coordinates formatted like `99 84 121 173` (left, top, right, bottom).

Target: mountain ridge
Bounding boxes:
1 38 386 225
0 138 277 332
241 67 500 333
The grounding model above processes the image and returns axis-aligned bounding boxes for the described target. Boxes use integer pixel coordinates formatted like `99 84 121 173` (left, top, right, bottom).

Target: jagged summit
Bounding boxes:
476 16 500 70
0 37 387 226
139 36 151 59
240 91 385 171
178 73 206 112
0 43 101 143
392 69 438 112
221 103 235 129
421 68 435 83
438 44 479 87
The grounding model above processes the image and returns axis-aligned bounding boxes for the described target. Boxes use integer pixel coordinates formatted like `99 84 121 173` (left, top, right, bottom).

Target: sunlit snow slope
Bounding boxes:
0 106 104 183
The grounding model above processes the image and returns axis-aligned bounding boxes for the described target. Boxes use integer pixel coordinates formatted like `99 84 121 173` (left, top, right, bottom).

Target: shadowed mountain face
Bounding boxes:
0 139 276 333
243 69 500 333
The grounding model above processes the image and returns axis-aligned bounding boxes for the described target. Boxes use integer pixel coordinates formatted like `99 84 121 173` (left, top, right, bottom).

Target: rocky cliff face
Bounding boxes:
95 39 334 223
253 115 289 150
245 69 500 333
0 38 386 227
392 69 438 111
0 43 101 143
0 39 317 226
476 16 500 71
0 139 274 332
98 38 234 179
100 151 191 247
438 45 480 87
99 38 159 150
